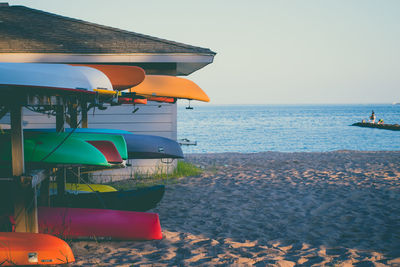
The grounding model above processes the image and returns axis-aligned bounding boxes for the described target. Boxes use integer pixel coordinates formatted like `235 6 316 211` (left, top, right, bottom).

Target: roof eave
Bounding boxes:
0 53 215 75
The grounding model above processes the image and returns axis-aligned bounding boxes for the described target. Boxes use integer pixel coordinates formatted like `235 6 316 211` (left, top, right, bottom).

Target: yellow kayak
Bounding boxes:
128 75 210 102
50 183 117 193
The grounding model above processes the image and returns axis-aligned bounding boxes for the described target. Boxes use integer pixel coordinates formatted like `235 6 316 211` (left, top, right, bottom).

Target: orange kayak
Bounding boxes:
0 232 75 265
71 64 146 91
128 75 210 102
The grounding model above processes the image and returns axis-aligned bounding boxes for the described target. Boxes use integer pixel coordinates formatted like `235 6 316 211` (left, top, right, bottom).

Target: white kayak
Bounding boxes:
0 62 113 93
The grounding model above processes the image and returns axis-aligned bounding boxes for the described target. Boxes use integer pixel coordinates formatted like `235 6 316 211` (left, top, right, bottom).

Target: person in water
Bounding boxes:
370 110 376 123
378 118 384 124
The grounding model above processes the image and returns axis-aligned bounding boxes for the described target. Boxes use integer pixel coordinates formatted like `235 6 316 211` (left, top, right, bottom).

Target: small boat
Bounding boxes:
70 64 146 91
351 122 400 131
123 134 184 159
0 62 113 95
24 131 128 160
38 207 162 240
28 128 184 159
0 232 75 265
49 182 117 195
68 128 184 159
127 75 210 102
0 133 110 167
50 185 165 212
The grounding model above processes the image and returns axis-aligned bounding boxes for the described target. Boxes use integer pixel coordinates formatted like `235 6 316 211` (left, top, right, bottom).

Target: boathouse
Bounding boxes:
0 3 216 178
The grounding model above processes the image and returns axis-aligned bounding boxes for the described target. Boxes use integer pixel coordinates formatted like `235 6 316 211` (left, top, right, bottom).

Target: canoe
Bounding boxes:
351 122 400 131
51 185 165 212
0 232 75 265
127 75 210 102
38 207 162 240
28 128 184 159
71 64 145 91
24 131 128 160
0 62 113 94
49 182 117 195
0 133 110 167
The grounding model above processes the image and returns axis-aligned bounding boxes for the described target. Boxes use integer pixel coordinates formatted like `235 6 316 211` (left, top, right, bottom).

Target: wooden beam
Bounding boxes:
56 104 65 132
55 103 66 200
81 101 88 128
13 183 38 233
10 105 24 176
69 103 78 128
10 104 38 233
56 168 66 200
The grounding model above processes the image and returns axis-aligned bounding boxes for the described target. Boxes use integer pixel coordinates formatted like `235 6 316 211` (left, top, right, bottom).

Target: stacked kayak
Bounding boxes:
49 182 117 194
38 207 162 240
0 232 75 265
51 185 165 212
0 131 129 170
23 131 128 161
27 128 183 159
0 133 110 167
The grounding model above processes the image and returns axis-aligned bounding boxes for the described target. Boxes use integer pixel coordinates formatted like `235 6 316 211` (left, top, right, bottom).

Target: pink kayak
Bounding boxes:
38 207 162 240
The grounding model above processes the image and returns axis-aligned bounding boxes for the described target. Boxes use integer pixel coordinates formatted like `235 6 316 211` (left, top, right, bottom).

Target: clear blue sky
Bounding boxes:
7 0 400 105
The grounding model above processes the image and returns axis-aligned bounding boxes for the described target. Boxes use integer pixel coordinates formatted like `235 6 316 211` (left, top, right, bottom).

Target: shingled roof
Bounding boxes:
0 4 215 55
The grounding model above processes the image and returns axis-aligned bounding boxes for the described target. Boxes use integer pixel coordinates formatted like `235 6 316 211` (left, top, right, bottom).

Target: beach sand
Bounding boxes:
70 151 400 266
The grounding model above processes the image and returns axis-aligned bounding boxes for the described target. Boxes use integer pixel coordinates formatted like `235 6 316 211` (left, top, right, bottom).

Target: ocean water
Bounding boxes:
177 104 400 153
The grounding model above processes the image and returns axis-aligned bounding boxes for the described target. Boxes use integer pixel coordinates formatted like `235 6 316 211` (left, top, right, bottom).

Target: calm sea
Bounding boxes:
177 104 400 153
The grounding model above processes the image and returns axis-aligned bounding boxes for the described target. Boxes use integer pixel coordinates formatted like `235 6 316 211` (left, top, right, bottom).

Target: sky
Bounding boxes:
6 0 400 105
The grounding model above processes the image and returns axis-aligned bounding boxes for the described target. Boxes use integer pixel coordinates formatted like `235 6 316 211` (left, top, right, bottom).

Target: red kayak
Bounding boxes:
38 207 162 240
86 140 123 164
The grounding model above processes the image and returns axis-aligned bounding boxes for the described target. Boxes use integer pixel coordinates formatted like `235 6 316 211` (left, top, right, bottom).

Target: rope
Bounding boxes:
39 117 82 162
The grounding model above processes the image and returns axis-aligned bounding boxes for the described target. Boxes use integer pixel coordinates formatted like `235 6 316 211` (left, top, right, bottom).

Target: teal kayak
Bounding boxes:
0 133 110 167
24 132 128 160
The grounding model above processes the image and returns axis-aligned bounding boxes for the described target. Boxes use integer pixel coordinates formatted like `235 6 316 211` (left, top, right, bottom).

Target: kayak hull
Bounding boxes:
0 232 75 265
50 182 117 194
38 207 162 240
0 133 110 167
124 134 183 159
51 185 165 212
24 131 128 160
27 128 183 159
0 62 113 93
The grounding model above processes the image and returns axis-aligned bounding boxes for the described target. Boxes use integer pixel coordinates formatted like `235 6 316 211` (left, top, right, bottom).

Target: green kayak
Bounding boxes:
25 132 128 160
0 133 110 167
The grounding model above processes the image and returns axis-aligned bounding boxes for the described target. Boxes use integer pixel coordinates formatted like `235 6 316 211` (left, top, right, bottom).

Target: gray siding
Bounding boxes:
88 102 177 140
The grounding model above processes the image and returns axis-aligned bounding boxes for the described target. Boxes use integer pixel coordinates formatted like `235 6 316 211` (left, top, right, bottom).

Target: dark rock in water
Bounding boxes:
351 122 400 131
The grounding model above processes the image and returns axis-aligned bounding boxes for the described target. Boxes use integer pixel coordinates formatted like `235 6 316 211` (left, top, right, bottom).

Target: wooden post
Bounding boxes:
68 103 78 128
55 102 66 200
56 168 66 199
10 105 24 177
81 101 88 128
56 104 65 132
38 178 50 207
10 104 38 233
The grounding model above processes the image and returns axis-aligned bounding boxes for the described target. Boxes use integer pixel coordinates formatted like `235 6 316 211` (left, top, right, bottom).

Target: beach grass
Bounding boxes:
107 160 202 190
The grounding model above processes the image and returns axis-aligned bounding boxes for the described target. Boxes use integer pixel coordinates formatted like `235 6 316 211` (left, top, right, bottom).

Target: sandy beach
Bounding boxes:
70 151 400 266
